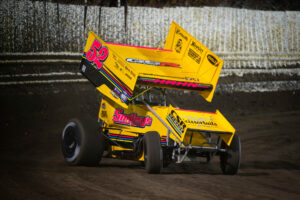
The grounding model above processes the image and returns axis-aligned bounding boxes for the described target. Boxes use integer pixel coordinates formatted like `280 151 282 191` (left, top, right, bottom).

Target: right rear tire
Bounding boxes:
220 134 241 175
143 131 162 174
61 118 105 166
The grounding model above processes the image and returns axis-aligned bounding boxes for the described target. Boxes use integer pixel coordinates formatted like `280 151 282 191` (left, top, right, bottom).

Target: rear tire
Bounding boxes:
143 131 162 174
220 134 241 175
61 118 105 166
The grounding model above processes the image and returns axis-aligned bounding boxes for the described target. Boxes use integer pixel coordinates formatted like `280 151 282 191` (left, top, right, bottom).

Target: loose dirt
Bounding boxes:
0 84 299 200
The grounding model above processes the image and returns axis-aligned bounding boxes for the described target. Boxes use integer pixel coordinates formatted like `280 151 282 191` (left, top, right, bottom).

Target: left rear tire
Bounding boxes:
61 118 105 166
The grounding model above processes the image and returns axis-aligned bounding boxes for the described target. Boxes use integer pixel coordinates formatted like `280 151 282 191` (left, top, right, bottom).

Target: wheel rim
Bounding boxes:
62 122 81 162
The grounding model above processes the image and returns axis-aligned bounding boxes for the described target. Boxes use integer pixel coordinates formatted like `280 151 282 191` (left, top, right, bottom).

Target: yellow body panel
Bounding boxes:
99 98 169 137
99 97 235 156
175 109 235 146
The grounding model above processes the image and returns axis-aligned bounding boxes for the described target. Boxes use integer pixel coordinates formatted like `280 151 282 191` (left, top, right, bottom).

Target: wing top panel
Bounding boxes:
81 22 223 103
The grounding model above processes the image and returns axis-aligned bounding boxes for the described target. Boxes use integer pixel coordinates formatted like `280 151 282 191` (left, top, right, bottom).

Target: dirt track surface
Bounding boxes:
1 84 300 200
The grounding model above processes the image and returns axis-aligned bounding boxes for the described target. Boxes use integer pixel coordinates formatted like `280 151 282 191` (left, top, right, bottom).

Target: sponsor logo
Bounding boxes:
111 87 127 103
138 78 212 90
153 79 210 89
207 54 219 67
175 28 188 41
120 93 127 103
126 58 180 68
184 119 217 126
167 110 187 136
183 116 218 128
175 39 183 53
113 87 121 96
188 48 201 64
113 109 152 128
111 89 120 100
191 41 203 53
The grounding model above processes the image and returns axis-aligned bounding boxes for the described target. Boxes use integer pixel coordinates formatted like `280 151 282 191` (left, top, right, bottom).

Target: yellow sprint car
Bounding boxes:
61 22 241 174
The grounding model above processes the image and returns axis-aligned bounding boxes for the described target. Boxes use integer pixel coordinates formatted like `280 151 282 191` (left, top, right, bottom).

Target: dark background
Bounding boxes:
0 0 300 199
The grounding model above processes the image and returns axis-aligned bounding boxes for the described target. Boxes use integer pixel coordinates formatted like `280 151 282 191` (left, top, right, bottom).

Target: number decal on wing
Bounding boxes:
86 39 109 70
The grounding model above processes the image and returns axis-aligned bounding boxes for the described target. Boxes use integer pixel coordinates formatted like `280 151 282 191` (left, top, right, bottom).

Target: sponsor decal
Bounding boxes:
183 116 218 128
175 28 188 41
110 87 125 102
86 39 109 70
175 39 183 53
191 41 204 53
113 109 152 128
110 89 119 99
111 54 136 81
126 58 180 68
184 119 217 126
188 48 201 64
137 77 212 90
113 87 121 96
207 54 219 67
120 93 127 103
167 110 187 137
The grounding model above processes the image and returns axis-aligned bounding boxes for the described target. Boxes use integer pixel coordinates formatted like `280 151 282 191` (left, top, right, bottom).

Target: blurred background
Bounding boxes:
0 1 300 199
1 0 299 91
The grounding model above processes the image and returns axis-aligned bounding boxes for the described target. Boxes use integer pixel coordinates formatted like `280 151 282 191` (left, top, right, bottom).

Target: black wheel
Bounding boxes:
220 134 241 175
143 131 162 174
61 118 105 166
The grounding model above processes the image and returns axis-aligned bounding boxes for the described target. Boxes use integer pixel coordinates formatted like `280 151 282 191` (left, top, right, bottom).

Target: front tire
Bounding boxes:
61 118 105 166
143 131 162 174
220 134 241 175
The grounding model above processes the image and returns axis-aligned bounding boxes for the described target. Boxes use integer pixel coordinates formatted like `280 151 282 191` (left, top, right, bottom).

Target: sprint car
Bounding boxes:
61 22 241 174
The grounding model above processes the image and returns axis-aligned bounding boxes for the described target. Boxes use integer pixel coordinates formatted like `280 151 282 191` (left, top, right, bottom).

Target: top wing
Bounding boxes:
163 22 223 102
106 22 223 102
80 22 223 107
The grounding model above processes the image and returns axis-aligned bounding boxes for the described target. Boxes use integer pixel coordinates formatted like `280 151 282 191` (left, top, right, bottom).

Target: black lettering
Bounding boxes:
188 48 201 64
191 41 203 53
125 73 132 80
175 28 188 41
